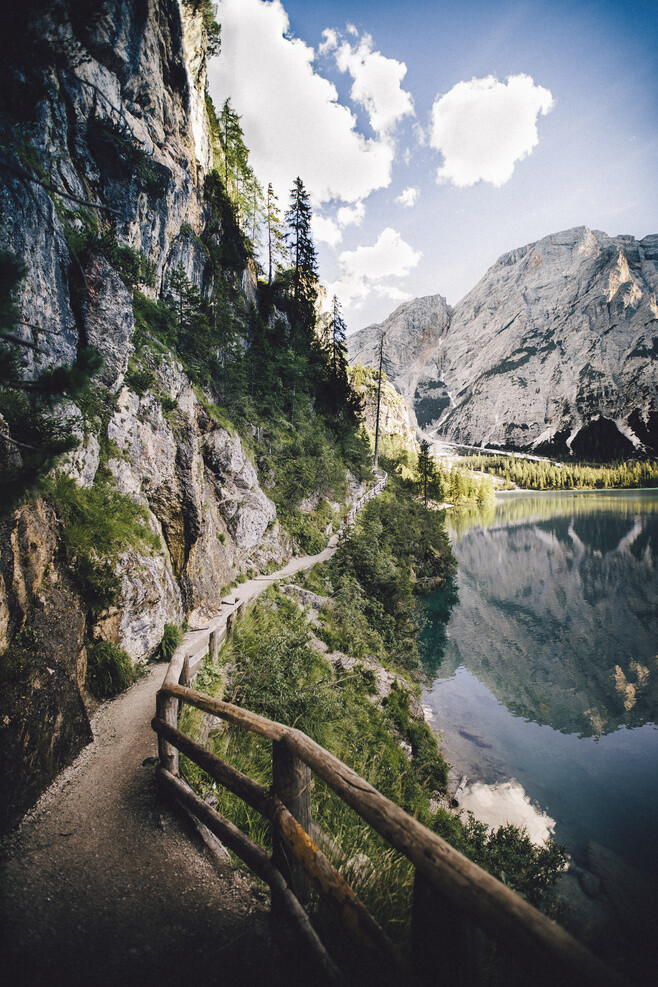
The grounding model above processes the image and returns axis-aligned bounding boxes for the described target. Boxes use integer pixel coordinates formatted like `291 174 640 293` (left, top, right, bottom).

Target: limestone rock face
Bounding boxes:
349 228 658 458
82 252 135 388
0 0 292 826
348 366 417 453
349 293 452 426
0 502 92 831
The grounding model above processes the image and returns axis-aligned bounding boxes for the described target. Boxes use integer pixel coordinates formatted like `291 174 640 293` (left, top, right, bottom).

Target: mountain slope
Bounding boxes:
349 227 658 458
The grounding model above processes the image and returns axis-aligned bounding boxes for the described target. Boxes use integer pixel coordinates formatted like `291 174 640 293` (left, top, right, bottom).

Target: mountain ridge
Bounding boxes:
349 225 658 458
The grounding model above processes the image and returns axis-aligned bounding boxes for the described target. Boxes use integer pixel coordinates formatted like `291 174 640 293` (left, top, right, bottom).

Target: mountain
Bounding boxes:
0 0 371 827
349 227 658 459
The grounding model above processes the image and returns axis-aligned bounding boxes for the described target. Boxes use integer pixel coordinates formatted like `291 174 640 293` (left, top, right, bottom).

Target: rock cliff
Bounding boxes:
0 1 290 826
349 227 658 459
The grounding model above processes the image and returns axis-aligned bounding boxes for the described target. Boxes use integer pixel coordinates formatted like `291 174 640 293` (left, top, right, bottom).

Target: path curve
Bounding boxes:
0 481 386 986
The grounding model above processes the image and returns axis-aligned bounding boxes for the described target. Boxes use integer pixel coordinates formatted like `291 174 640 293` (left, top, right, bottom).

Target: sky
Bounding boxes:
207 0 658 332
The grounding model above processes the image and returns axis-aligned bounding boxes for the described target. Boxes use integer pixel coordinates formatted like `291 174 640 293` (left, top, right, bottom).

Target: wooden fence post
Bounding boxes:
156 690 179 776
209 629 219 665
226 611 235 640
410 869 484 984
237 600 246 621
272 740 312 906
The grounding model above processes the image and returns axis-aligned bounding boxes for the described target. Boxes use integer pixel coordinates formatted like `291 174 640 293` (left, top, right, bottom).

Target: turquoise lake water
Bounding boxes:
421 489 658 873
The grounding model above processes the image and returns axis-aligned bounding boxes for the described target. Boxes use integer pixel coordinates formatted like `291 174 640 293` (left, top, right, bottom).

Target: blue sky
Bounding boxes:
208 0 658 330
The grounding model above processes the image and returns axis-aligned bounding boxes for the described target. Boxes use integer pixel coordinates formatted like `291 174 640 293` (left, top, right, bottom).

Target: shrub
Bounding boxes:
87 641 134 697
158 623 183 661
124 365 155 396
43 473 160 615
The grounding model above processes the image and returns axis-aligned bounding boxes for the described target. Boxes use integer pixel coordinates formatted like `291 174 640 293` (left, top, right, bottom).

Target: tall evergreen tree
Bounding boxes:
266 183 286 285
285 177 318 345
329 294 347 379
217 98 262 239
417 439 437 507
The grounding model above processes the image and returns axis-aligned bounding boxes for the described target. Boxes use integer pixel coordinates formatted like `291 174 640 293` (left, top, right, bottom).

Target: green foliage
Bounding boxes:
459 452 658 491
86 641 135 697
124 364 155 397
186 589 563 948
43 473 160 615
432 810 566 908
158 623 183 661
321 477 456 671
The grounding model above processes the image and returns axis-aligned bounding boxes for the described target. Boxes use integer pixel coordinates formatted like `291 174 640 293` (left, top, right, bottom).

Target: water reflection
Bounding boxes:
423 491 658 738
458 779 556 845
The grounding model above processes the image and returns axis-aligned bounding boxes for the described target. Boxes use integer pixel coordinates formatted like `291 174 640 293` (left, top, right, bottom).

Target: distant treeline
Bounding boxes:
458 454 658 491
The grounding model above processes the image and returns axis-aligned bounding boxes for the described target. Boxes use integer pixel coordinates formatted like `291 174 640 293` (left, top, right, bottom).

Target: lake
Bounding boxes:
421 489 658 875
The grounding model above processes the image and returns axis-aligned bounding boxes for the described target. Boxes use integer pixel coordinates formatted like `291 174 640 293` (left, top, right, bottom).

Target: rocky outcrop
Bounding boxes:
0 1 292 827
348 365 417 454
349 228 658 458
0 501 91 832
349 293 451 427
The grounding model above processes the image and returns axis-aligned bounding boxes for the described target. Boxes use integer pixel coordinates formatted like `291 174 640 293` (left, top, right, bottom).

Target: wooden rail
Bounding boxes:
153 469 622 984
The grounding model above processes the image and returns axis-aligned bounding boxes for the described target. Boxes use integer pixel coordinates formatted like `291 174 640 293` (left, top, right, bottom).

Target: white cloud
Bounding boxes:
334 33 414 135
318 27 338 55
311 214 343 248
336 201 365 227
327 227 421 307
395 186 419 208
209 0 395 205
429 74 554 187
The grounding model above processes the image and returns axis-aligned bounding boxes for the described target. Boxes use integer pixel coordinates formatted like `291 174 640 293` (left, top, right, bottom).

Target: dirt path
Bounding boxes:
0 537 344 987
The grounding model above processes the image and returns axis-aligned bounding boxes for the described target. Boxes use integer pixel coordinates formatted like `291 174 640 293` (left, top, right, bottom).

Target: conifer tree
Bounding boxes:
266 183 286 285
417 439 437 507
285 177 318 344
329 294 348 379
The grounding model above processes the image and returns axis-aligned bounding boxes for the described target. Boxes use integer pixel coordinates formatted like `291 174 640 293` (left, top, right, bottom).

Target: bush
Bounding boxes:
43 473 160 615
158 623 183 661
87 641 135 697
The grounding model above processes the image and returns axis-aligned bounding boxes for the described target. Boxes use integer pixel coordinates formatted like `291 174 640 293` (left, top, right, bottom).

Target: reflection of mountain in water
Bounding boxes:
425 494 658 737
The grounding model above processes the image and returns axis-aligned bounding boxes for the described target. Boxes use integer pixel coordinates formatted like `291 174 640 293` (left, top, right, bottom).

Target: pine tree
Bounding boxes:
266 183 287 285
329 295 347 380
285 177 318 345
217 99 263 239
417 439 436 507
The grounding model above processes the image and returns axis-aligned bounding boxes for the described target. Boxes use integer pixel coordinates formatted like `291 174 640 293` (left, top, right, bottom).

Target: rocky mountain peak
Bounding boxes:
349 226 658 458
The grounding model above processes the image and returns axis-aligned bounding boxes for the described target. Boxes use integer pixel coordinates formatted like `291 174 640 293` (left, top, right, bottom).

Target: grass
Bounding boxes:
86 641 135 697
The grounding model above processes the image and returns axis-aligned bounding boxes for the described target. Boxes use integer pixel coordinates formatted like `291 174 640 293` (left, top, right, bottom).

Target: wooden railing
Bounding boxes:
152 469 622 984
154 686 621 983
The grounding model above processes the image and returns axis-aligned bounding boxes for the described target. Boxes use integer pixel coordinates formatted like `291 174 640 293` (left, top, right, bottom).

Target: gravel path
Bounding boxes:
0 540 342 987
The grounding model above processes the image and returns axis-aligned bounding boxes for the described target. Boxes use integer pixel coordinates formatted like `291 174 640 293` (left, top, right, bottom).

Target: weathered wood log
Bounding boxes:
209 628 220 665
151 717 399 968
155 691 179 776
182 655 191 688
157 685 621 985
273 741 312 904
226 610 235 640
155 767 344 985
160 683 288 741
411 869 484 985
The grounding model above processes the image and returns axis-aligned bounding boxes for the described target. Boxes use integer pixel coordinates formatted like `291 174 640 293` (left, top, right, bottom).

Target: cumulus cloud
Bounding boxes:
395 186 419 208
311 214 342 248
327 227 421 307
429 74 554 187
209 0 395 204
324 31 414 135
336 201 366 227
